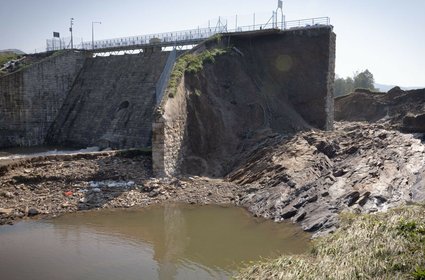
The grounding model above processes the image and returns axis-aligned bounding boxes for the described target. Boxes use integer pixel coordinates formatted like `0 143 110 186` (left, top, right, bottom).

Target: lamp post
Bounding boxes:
70 18 74 49
92 21 101 50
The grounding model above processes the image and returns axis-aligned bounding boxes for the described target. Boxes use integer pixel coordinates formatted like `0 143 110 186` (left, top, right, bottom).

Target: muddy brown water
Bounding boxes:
0 204 310 280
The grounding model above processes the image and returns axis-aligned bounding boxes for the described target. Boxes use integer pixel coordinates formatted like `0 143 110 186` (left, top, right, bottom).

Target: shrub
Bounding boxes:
167 48 227 97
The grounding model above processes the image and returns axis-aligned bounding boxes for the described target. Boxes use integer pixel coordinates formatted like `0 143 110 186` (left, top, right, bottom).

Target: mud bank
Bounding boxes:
0 150 240 226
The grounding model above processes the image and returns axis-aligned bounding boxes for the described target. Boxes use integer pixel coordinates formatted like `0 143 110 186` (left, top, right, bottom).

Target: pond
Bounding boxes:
0 204 310 280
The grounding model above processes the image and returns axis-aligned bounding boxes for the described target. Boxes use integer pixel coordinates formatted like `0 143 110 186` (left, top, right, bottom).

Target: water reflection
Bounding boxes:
0 204 310 280
158 204 187 280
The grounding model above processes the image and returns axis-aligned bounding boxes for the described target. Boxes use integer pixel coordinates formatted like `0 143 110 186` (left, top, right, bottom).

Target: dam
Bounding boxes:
0 20 336 177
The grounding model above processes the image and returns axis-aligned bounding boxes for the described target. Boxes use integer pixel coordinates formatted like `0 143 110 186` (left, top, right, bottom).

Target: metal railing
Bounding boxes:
284 17 330 29
155 49 177 105
46 16 330 52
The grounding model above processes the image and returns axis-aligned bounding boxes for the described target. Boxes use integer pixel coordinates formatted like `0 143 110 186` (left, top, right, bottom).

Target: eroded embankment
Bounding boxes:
154 28 335 177
335 87 425 132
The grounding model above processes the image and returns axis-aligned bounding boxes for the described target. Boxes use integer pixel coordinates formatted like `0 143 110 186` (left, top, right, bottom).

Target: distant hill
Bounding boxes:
375 83 423 92
0 49 26 55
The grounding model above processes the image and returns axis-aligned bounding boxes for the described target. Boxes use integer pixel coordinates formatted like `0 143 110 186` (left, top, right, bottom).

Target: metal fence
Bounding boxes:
45 16 330 52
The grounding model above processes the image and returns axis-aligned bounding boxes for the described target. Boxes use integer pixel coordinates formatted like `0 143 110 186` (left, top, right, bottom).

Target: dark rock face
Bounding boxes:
335 87 425 126
402 113 425 133
27 208 39 217
46 52 169 149
229 121 425 236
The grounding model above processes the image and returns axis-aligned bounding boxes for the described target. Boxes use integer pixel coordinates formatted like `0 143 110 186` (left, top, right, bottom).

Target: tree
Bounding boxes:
353 69 375 90
334 70 375 97
334 76 354 97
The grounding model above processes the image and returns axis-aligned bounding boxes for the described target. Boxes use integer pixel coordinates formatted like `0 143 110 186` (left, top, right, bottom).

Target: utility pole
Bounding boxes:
277 0 284 29
92 21 102 50
70 18 74 49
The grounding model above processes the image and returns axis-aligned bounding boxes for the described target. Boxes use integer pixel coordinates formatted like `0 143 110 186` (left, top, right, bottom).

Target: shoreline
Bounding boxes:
0 150 241 226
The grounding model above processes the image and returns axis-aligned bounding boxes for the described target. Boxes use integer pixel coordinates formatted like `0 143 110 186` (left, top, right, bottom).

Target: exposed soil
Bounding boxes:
171 29 334 177
335 87 425 129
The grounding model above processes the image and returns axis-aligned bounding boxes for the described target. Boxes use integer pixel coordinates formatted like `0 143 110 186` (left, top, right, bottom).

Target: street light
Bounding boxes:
92 21 102 50
70 18 74 49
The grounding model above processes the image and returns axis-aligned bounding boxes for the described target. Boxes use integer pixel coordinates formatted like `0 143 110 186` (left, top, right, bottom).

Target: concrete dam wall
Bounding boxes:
0 27 335 180
153 27 336 177
0 51 86 147
0 50 169 149
46 52 168 149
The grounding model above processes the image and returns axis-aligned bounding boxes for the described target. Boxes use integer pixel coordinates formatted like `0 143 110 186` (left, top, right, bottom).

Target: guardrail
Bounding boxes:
46 17 331 52
284 17 330 29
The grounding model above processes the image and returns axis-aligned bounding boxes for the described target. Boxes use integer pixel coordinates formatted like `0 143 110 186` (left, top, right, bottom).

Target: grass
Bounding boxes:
167 47 227 98
235 204 425 280
0 52 18 66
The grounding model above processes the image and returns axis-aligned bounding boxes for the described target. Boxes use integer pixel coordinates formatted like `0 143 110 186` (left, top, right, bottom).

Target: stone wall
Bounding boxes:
153 27 336 177
0 51 86 148
152 77 188 177
46 51 169 149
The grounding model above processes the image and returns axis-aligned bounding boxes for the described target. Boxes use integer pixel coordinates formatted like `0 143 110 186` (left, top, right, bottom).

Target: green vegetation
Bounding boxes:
335 69 377 97
413 267 425 280
208 33 223 44
167 48 227 98
0 52 18 66
235 204 425 280
0 52 19 76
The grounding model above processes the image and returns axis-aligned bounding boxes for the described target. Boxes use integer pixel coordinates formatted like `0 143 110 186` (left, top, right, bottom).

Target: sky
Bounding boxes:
0 0 424 87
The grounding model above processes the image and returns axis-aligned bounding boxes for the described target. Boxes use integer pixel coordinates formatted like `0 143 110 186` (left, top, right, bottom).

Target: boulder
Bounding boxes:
402 113 425 133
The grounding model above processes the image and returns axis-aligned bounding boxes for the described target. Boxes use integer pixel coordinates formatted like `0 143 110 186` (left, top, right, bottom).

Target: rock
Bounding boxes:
315 140 338 158
345 191 360 206
280 208 298 219
148 190 159 197
357 192 371 206
0 208 14 215
402 113 425 133
303 216 328 232
333 169 347 177
321 191 330 197
142 186 155 192
27 208 39 217
412 173 425 202
1 191 14 199
287 180 296 188
293 210 307 222
307 195 318 203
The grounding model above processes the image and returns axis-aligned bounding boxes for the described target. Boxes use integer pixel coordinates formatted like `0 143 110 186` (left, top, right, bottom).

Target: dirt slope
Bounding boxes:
335 87 425 131
161 28 335 177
